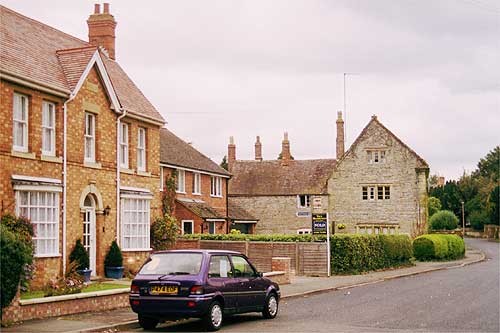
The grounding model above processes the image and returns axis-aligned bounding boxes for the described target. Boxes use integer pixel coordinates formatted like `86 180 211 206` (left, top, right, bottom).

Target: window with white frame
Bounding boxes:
297 195 310 208
16 191 59 256
42 101 56 156
367 150 387 164
210 176 222 197
119 123 129 168
176 169 186 193
137 127 146 171
193 173 201 194
182 220 194 235
84 112 95 162
13 93 29 152
363 185 390 201
121 198 150 250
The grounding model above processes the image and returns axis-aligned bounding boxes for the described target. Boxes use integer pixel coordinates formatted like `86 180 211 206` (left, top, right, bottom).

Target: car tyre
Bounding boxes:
203 301 223 331
138 314 159 330
262 293 279 319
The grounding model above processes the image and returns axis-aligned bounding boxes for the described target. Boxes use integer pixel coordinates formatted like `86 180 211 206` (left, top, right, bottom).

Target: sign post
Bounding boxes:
312 212 331 277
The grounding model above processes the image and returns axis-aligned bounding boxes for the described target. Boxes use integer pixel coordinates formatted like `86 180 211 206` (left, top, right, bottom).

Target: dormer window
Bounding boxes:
367 149 386 164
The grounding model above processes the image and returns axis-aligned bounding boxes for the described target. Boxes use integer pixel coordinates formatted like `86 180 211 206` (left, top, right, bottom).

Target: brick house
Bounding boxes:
228 134 335 234
0 4 165 287
159 128 256 234
228 112 429 237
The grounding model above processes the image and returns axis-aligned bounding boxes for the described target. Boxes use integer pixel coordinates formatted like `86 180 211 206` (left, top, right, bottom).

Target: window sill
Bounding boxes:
192 193 202 196
137 170 151 177
122 248 152 252
120 168 135 175
34 254 61 258
84 161 102 169
11 150 36 160
41 155 62 163
210 195 223 198
176 191 186 194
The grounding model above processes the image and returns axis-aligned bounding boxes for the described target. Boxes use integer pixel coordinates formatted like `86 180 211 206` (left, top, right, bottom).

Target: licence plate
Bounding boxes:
150 285 178 295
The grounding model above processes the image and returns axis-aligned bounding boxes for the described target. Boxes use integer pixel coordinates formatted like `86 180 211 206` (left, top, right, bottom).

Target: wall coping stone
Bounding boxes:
19 287 130 306
263 271 286 277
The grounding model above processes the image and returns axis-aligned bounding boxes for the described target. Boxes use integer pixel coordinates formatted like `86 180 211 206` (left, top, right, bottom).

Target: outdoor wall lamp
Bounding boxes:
104 205 111 216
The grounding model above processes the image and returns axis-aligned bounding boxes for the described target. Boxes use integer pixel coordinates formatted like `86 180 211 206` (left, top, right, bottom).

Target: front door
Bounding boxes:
83 206 96 275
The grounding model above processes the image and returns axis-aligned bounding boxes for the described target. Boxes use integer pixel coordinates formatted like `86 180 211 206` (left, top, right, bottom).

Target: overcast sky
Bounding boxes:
2 0 499 180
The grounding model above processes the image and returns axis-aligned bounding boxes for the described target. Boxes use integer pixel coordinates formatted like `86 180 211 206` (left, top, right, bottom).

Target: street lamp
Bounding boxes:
461 201 465 238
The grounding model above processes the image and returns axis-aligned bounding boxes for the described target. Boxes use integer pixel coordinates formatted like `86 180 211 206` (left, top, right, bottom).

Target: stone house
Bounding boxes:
228 112 429 237
0 4 165 287
159 128 257 235
228 135 335 234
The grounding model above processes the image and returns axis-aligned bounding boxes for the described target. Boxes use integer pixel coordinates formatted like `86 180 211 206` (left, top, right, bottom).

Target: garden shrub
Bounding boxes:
413 234 464 260
0 225 33 309
44 261 83 297
69 239 90 271
151 214 178 250
429 210 459 230
181 233 324 242
469 210 489 231
104 240 123 267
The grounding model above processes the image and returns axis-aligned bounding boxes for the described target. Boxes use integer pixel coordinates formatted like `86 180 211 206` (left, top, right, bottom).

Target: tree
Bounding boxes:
428 197 442 217
220 155 228 170
429 210 459 230
489 186 499 225
474 146 499 182
151 173 179 250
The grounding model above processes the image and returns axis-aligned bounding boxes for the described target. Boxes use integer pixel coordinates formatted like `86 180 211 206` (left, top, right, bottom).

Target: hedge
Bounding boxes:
181 233 325 242
330 234 413 274
429 210 459 230
413 234 465 261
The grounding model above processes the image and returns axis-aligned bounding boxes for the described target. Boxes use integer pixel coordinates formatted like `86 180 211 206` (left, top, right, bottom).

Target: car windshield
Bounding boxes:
139 253 203 275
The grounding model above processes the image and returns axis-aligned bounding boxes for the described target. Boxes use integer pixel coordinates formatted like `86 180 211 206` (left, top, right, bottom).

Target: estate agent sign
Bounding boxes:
312 213 327 234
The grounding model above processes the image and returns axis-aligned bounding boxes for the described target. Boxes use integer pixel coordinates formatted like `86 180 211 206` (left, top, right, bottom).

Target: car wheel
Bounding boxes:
262 293 279 319
138 314 159 330
203 301 223 331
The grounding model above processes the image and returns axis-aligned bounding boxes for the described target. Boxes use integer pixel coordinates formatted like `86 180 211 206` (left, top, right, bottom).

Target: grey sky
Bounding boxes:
2 0 499 180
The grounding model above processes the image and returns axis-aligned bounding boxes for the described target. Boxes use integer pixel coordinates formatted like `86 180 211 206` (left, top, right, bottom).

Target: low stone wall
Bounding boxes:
1 288 129 325
484 225 499 239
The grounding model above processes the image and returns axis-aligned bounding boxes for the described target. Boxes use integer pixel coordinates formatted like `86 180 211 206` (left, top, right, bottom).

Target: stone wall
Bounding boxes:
229 195 328 234
328 118 428 237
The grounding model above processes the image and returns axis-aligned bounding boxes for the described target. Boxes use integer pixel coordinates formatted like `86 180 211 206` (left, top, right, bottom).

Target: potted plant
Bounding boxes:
69 239 91 283
104 240 124 279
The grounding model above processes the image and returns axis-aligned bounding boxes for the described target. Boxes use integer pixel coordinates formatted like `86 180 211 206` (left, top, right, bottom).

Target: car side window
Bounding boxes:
231 256 256 278
208 255 232 278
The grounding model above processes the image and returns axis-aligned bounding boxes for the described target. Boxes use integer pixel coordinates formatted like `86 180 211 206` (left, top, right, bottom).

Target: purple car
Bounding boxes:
129 249 280 331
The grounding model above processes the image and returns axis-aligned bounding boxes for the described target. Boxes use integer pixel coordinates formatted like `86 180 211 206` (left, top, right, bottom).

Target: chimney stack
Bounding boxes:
254 136 263 161
281 132 291 166
228 136 236 171
336 111 345 159
87 3 117 60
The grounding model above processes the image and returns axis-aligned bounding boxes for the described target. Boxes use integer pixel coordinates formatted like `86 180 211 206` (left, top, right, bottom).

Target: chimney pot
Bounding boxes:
87 3 117 60
281 132 291 165
103 3 110 14
94 4 100 14
336 111 345 159
255 136 263 161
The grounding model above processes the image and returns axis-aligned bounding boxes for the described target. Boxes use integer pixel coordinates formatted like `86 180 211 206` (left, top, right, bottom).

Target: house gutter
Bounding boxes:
116 109 127 246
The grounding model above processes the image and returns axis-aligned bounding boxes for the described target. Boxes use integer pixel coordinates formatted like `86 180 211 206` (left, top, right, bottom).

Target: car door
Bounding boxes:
206 255 238 313
230 255 267 312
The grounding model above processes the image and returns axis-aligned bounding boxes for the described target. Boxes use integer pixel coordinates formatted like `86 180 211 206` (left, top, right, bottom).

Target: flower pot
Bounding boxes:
77 269 92 283
105 266 124 279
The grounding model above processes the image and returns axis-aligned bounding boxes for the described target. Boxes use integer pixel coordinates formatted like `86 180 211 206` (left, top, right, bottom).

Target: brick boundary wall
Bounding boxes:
1 289 129 325
171 239 328 277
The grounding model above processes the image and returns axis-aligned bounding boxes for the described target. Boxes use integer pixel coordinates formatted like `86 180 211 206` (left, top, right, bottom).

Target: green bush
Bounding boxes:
1 225 33 309
429 210 459 230
181 233 324 242
428 196 442 218
330 234 412 274
104 241 123 267
69 239 90 271
469 210 489 231
413 234 464 261
151 214 178 250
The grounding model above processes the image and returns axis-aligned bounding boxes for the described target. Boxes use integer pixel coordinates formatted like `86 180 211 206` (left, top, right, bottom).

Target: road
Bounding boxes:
129 238 499 332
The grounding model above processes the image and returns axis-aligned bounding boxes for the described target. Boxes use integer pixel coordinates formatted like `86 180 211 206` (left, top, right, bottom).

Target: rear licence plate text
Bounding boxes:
150 285 178 295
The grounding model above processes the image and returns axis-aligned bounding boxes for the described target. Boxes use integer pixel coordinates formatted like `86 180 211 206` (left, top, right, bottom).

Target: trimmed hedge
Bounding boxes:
413 234 465 261
181 233 325 242
330 234 413 274
429 210 459 230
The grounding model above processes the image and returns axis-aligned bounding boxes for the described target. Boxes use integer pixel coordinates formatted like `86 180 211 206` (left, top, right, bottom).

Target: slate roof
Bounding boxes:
176 199 226 219
229 159 336 196
0 5 165 123
160 128 231 176
228 201 258 221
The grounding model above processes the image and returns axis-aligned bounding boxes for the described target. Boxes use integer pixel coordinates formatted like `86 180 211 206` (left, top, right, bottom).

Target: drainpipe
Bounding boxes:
62 92 76 274
116 109 127 246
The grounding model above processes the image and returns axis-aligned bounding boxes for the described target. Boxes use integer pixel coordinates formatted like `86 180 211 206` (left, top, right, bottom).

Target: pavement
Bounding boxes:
2 246 485 333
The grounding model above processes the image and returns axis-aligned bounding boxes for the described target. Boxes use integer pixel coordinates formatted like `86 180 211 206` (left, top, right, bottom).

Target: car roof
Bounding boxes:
152 249 242 255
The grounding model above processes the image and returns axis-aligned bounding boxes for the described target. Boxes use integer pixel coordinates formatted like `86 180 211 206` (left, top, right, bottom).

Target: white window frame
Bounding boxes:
176 169 186 193
84 112 96 162
363 185 391 201
210 176 222 197
13 93 29 152
120 197 151 251
137 127 146 171
120 122 129 168
297 195 311 208
182 220 194 235
42 101 56 156
15 190 60 257
193 172 201 195
368 149 387 164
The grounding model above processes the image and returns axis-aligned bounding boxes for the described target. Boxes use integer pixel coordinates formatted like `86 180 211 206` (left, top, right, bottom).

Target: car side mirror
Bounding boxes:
256 272 263 278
